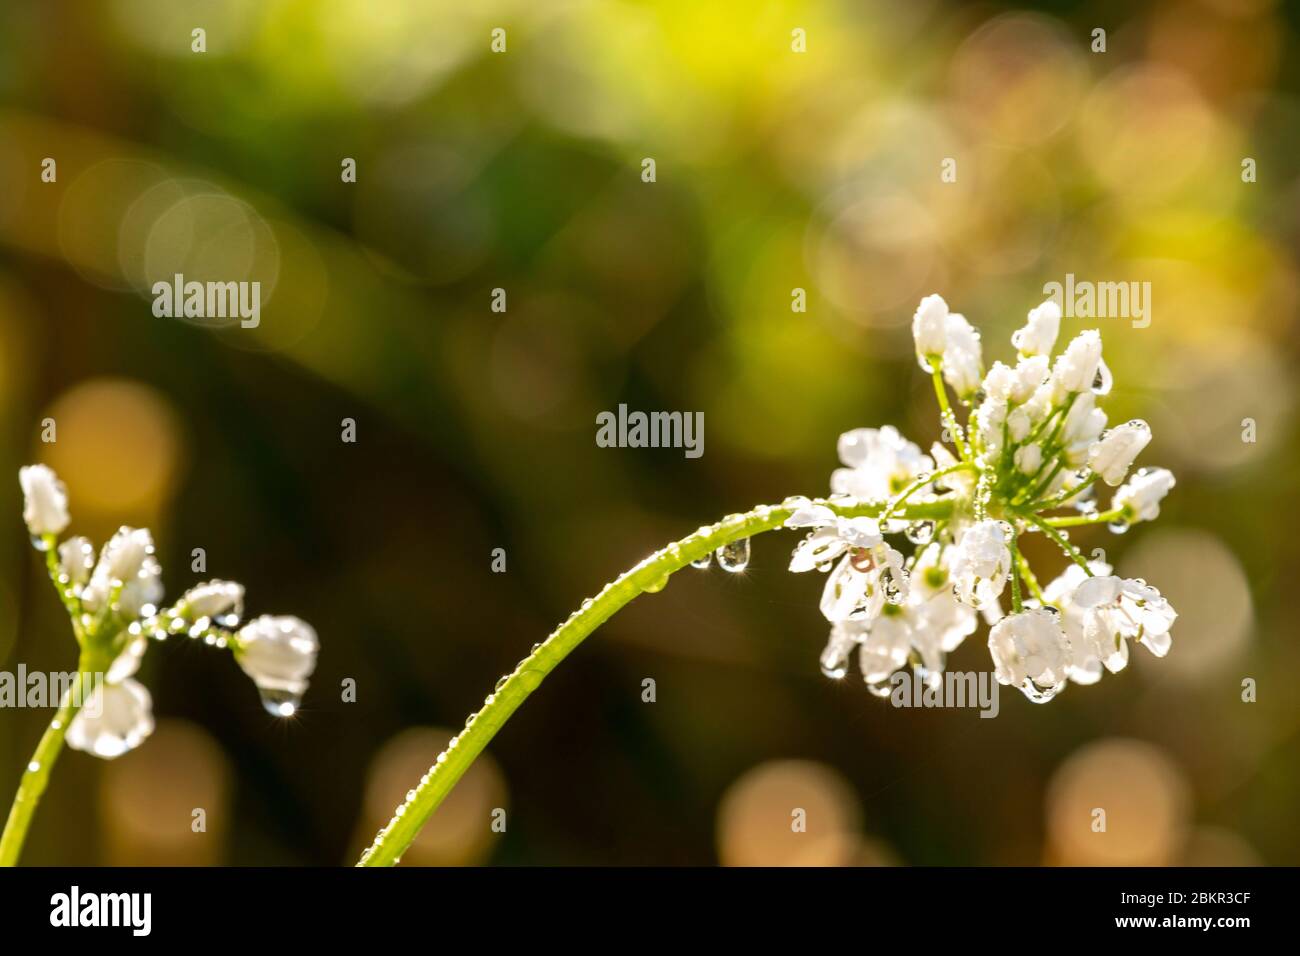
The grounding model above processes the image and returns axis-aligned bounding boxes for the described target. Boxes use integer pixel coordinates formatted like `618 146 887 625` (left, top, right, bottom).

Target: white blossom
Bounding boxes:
988 608 1071 701
832 426 933 500
1073 575 1176 664
1113 467 1175 523
787 505 907 621
19 464 69 536
1041 561 1112 685
1087 420 1151 486
1012 300 1061 357
66 637 154 760
949 520 1011 610
817 549 976 688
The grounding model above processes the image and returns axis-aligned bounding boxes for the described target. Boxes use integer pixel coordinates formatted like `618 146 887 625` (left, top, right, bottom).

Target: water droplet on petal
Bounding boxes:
1091 359 1113 395
904 521 934 545
259 687 302 717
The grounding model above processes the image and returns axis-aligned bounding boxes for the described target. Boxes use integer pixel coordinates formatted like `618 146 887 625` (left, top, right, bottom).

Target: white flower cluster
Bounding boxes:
18 464 319 757
787 295 1177 703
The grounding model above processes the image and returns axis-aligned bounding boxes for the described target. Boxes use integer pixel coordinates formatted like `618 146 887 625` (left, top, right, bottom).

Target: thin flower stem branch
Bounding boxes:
0 660 100 866
357 495 956 867
1042 508 1123 528
1033 472 1098 512
1025 515 1093 575
879 462 973 523
1016 550 1045 605
929 363 970 461
1008 526 1023 613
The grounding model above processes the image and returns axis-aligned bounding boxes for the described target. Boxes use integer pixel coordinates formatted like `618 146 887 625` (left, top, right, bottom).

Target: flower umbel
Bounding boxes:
785 294 1177 703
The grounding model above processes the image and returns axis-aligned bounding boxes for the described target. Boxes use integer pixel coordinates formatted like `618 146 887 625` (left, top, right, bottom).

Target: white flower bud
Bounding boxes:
236 615 319 701
82 527 160 615
1052 330 1103 396
1014 443 1043 475
1012 300 1061 357
58 536 95 586
1113 467 1175 522
1060 392 1107 466
941 313 983 399
912 294 949 359
181 580 245 620
1087 420 1151 486
19 464 70 536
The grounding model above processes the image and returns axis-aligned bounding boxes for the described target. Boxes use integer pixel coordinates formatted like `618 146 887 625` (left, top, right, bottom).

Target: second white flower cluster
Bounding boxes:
20 464 319 758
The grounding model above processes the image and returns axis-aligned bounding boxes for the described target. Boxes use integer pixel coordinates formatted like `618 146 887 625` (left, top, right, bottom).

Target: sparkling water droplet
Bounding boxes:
904 521 934 545
1108 517 1130 534
259 687 302 717
865 677 893 698
27 761 40 773
1091 359 1113 395
1020 678 1066 704
29 535 50 552
690 552 713 570
495 675 510 691
642 571 669 593
716 538 750 572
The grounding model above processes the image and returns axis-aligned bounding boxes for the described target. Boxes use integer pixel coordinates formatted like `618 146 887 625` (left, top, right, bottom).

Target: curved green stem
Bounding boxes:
356 495 956 867
0 660 99 866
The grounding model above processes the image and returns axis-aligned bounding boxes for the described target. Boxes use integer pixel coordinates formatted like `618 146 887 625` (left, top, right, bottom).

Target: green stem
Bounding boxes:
1008 526 1023 613
1025 514 1093 575
357 495 955 867
1016 550 1045 604
930 363 970 461
0 660 99 866
1042 508 1123 528
1033 472 1098 512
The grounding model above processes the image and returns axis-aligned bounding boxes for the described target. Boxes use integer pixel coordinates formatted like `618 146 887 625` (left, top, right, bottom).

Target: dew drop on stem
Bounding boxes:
716 538 750 572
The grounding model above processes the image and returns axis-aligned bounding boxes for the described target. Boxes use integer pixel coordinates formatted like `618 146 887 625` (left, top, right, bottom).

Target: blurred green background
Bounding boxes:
0 0 1297 865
